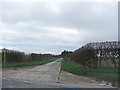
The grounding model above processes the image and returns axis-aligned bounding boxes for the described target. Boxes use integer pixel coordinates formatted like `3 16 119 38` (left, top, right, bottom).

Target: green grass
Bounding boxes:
61 59 118 77
61 59 119 86
61 59 82 75
2 59 55 68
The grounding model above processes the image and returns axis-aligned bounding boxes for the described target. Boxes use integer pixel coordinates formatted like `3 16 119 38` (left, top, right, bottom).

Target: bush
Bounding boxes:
2 49 25 63
71 47 97 69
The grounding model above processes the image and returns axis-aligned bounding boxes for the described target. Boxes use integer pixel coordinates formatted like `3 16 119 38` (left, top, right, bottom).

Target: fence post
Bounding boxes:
3 48 6 64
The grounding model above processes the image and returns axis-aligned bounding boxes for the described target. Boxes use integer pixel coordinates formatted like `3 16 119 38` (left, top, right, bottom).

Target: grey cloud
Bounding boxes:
2 2 117 31
1 2 118 54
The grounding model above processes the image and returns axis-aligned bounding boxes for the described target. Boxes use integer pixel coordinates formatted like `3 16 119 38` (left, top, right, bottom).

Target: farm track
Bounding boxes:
2 59 114 88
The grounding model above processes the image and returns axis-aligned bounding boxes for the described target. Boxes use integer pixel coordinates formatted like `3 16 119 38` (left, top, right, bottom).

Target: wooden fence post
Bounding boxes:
3 48 6 64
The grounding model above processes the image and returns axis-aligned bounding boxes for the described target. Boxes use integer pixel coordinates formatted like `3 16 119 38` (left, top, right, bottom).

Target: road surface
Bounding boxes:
2 59 114 88
3 78 114 88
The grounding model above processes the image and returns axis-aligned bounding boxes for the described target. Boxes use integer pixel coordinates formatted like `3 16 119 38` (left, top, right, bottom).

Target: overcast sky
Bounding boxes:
0 1 118 54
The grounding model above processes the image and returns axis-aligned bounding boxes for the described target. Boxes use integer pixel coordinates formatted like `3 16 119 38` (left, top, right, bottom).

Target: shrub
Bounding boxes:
71 47 97 69
2 49 25 63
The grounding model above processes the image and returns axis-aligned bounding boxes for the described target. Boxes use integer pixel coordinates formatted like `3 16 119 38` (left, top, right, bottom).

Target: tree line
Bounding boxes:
1 41 120 68
1 48 56 64
64 41 120 69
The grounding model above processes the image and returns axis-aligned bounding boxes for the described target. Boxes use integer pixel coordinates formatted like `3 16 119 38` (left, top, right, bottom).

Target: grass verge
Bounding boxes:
61 59 119 86
2 59 55 68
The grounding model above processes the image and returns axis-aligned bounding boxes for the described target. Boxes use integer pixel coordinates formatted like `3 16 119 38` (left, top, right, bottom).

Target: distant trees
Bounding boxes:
61 50 73 58
30 53 42 61
42 54 54 59
1 48 53 64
